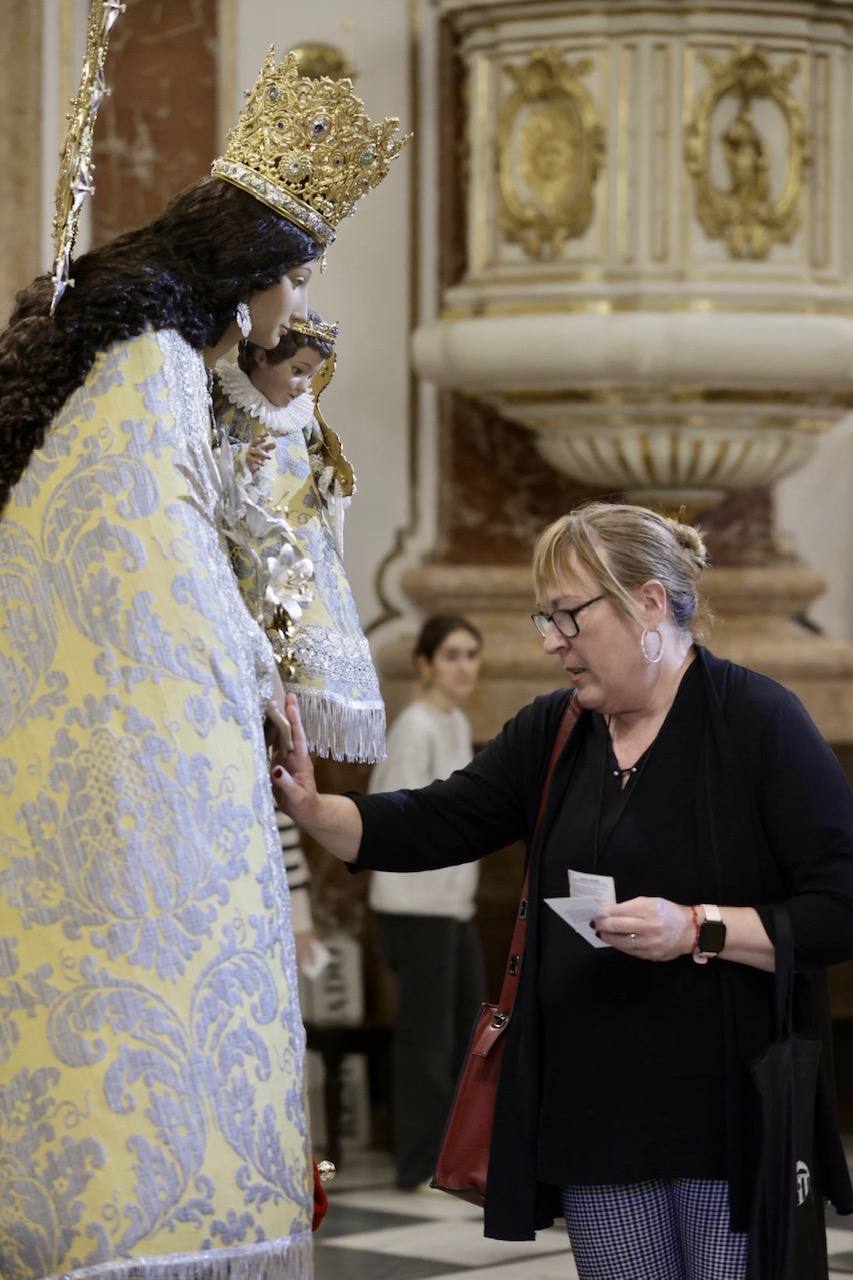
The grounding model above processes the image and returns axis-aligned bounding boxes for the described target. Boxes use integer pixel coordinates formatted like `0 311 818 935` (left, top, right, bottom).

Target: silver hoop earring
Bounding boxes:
640 627 664 664
236 301 252 339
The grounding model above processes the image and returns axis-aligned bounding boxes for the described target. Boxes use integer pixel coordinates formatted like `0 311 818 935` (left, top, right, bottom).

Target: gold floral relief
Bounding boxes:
498 48 605 260
684 43 811 260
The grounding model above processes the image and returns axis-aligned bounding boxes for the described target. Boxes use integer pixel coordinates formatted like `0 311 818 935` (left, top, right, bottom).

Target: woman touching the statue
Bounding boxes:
270 501 853 1279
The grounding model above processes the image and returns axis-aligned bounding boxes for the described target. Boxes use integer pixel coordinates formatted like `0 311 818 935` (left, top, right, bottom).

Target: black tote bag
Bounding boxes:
747 904 828 1280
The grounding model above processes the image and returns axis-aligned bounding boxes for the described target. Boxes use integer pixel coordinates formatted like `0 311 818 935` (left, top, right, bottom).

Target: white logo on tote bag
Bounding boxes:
795 1160 811 1206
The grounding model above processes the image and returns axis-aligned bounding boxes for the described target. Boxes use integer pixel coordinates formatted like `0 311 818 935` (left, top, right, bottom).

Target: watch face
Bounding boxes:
699 919 727 954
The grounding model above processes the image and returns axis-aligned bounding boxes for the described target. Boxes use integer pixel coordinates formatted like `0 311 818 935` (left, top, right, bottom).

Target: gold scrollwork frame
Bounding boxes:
497 47 605 261
684 43 811 260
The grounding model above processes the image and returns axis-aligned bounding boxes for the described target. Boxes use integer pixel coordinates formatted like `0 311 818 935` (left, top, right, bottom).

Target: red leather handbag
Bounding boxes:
431 695 580 1205
312 1160 329 1231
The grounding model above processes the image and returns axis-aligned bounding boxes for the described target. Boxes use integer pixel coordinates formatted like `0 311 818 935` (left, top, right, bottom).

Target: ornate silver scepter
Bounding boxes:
50 0 125 314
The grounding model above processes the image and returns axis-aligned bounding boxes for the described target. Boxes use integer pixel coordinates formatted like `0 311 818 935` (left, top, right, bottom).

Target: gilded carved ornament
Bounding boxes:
684 44 810 260
497 48 605 260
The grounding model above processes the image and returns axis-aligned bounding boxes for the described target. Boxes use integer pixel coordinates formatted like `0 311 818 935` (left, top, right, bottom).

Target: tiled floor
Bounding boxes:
315 1150 853 1280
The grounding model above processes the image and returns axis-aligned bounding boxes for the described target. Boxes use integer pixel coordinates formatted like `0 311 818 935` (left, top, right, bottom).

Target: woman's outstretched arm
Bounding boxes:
271 686 568 876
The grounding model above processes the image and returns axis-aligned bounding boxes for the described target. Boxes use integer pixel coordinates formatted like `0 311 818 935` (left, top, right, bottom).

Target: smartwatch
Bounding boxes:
693 903 726 964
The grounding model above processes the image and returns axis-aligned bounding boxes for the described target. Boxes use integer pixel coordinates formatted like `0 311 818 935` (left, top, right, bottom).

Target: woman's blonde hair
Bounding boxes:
532 501 712 639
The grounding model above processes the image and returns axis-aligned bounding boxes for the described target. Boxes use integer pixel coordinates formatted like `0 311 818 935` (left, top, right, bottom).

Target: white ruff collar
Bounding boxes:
215 360 315 435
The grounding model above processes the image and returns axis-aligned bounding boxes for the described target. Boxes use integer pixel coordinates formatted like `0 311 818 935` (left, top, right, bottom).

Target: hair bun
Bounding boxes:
668 518 709 573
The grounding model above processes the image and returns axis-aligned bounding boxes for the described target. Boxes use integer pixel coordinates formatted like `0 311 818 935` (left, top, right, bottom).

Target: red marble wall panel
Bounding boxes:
92 0 218 245
437 392 778 569
0 0 42 323
437 392 596 564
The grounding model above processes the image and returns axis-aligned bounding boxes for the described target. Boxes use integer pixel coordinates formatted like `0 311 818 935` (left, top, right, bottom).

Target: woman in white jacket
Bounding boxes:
369 615 486 1190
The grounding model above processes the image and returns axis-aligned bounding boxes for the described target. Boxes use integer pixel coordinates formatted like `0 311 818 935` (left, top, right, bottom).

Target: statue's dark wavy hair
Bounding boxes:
0 177 319 512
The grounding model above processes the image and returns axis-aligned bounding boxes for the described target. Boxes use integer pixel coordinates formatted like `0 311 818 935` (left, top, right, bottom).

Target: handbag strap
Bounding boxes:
771 901 795 1039
493 693 581 1027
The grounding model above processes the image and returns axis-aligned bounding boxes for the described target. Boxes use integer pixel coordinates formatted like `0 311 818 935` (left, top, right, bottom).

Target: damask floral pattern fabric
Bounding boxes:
0 331 313 1279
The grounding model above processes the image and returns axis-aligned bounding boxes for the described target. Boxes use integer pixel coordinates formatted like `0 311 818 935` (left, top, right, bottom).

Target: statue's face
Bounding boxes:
248 263 314 348
251 344 326 408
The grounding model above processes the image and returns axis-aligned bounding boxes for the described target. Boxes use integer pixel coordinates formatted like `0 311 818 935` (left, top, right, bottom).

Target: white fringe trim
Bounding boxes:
46 1230 313 1280
287 685 386 764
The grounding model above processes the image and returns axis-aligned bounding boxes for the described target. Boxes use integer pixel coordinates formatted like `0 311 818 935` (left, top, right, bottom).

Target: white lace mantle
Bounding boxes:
215 360 315 435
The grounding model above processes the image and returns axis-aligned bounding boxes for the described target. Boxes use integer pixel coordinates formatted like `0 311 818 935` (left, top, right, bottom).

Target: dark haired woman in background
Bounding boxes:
369 616 486 1190
0 51 405 1280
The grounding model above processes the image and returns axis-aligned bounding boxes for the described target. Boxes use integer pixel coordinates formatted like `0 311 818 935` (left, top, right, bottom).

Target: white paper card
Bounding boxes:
545 896 612 948
567 869 616 909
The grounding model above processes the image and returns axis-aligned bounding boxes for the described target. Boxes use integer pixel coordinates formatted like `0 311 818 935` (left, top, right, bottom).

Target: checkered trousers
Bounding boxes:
560 1178 748 1280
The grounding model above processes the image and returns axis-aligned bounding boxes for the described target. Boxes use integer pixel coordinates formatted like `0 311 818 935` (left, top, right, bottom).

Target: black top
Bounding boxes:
537 661 730 1183
349 649 853 1240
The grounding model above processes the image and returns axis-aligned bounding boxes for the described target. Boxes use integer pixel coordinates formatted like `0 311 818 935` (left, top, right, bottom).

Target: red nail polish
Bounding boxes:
272 766 284 780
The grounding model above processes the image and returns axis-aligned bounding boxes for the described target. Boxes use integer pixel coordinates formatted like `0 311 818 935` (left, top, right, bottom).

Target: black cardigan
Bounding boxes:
350 649 853 1240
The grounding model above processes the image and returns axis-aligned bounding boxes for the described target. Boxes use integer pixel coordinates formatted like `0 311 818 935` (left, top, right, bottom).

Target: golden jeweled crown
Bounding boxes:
290 313 339 345
212 49 410 247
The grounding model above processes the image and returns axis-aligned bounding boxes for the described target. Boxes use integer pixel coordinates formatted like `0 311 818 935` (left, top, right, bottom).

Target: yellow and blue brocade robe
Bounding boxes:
0 330 312 1279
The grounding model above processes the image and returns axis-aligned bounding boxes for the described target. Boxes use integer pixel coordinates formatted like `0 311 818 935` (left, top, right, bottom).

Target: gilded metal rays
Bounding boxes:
50 0 125 313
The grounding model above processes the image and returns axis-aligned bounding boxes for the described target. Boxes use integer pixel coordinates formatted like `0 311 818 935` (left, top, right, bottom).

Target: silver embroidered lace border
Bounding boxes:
51 1231 313 1280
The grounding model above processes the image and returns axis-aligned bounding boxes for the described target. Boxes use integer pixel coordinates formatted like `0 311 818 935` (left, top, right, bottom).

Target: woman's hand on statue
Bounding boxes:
246 433 275 474
593 897 694 962
270 693 320 826
269 695 364 863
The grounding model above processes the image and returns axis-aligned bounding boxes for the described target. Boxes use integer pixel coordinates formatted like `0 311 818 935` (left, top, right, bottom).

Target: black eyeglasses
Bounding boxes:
531 594 606 639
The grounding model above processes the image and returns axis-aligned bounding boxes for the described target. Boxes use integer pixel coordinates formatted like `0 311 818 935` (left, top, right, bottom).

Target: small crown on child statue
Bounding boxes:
289 314 340 344
212 48 410 247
